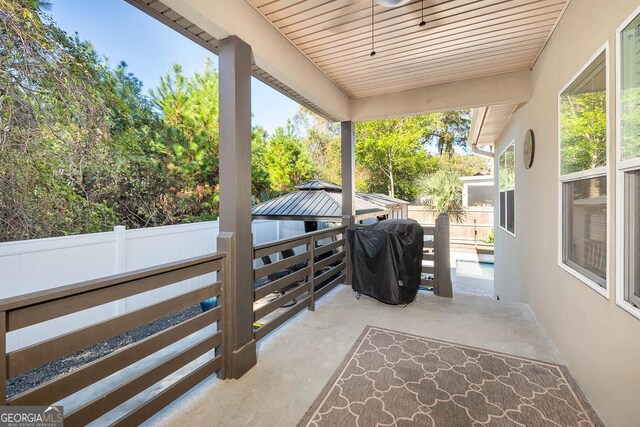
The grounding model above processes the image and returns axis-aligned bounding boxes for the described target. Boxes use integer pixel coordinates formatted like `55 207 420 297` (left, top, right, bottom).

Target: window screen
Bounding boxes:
499 191 506 229
624 171 640 307
499 144 515 235
621 13 640 160
621 12 640 309
562 176 607 287
559 51 607 174
559 47 608 289
506 190 515 234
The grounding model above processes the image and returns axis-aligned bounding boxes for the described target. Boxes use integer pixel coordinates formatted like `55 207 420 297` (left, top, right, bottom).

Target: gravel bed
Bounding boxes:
7 304 202 399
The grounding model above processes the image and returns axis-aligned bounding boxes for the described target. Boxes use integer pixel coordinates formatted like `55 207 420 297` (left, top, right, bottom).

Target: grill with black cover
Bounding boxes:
349 219 424 305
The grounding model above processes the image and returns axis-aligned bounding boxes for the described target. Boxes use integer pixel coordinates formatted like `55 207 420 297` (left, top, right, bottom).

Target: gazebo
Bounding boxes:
251 180 407 232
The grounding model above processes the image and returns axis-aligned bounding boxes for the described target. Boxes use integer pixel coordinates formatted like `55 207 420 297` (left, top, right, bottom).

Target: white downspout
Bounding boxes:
469 107 495 159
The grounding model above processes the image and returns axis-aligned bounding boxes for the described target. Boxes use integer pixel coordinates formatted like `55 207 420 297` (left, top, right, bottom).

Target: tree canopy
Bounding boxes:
355 117 432 200
0 0 488 242
263 124 315 193
292 109 480 202
1 0 161 239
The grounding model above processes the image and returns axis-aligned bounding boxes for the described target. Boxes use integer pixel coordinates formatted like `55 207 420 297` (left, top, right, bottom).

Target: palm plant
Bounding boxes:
415 171 464 220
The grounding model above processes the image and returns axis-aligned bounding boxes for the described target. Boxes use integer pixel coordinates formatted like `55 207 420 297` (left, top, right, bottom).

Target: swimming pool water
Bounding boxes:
455 260 494 280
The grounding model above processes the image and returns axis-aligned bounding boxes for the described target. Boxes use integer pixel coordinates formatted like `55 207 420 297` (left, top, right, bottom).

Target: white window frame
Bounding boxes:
616 4 640 320
557 43 610 299
498 142 516 238
462 181 494 208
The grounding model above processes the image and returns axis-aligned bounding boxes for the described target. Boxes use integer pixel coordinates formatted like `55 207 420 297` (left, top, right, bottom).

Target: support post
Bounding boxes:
217 233 235 380
434 213 453 298
218 35 256 379
341 121 356 286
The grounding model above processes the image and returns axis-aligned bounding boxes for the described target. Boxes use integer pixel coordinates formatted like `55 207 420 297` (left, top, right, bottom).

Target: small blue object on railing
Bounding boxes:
199 297 218 312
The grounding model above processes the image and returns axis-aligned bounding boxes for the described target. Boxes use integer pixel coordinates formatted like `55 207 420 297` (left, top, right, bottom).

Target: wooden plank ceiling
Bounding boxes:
247 0 569 98
127 0 341 121
471 103 521 146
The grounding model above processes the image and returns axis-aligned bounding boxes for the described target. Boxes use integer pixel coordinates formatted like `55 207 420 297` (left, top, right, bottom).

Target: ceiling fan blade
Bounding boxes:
376 0 412 6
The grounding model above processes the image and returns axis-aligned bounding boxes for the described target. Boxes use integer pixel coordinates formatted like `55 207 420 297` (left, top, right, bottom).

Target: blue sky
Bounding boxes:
48 0 300 134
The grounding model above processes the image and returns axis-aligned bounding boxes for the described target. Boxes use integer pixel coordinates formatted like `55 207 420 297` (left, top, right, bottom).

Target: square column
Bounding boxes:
341 121 356 226
341 121 356 286
217 35 256 379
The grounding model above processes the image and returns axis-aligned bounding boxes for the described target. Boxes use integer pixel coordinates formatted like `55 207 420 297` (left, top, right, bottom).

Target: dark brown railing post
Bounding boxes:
0 311 6 406
217 231 256 379
341 120 356 288
308 235 316 312
217 234 233 380
434 213 453 298
218 35 257 379
342 216 355 286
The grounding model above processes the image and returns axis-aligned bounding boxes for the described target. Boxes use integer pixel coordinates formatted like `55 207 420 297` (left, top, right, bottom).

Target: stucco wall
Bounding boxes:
494 1 640 425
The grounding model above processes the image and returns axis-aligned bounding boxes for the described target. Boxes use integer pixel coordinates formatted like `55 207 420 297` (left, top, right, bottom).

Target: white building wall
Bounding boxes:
494 1 640 425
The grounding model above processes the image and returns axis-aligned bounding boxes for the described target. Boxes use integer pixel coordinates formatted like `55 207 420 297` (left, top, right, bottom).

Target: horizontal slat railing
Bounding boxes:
314 261 346 285
9 307 221 407
254 267 311 301
421 214 452 297
316 273 346 300
252 226 348 340
314 238 345 257
254 281 309 321
422 226 436 235
3 256 222 332
65 333 222 426
316 250 345 271
8 282 222 378
422 226 436 288
0 252 227 426
254 251 310 281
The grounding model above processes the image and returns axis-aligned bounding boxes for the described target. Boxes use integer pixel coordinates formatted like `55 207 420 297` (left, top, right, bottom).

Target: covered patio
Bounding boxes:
3 0 640 425
122 0 547 380
148 286 563 426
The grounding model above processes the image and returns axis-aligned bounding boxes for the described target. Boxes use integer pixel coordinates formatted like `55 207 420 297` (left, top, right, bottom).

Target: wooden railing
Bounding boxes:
0 252 227 426
421 213 453 298
252 226 347 340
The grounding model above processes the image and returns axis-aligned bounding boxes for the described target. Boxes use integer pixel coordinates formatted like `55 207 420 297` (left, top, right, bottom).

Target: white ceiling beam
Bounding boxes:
161 0 351 120
349 70 531 122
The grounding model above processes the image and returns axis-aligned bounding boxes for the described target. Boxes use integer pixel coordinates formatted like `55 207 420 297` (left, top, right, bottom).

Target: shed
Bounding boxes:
356 193 410 219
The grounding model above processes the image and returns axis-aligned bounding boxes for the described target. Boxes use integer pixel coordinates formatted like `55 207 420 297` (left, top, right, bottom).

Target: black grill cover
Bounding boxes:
349 219 424 305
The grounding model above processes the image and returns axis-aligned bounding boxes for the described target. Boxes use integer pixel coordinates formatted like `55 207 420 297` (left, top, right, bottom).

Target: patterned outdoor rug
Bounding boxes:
298 326 602 427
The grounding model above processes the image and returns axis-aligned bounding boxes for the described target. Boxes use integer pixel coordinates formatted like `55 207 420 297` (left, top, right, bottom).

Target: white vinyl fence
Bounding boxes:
0 220 305 351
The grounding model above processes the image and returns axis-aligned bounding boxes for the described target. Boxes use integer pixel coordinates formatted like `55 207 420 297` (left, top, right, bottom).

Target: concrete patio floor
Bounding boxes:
146 285 563 427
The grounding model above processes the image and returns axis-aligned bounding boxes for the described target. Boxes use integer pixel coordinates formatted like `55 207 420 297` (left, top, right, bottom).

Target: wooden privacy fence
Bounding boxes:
252 226 347 340
0 252 228 426
408 207 494 244
421 214 453 298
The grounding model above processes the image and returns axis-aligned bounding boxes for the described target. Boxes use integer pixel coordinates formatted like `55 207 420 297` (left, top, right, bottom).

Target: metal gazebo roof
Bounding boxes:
252 180 395 222
356 193 410 209
295 179 342 192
